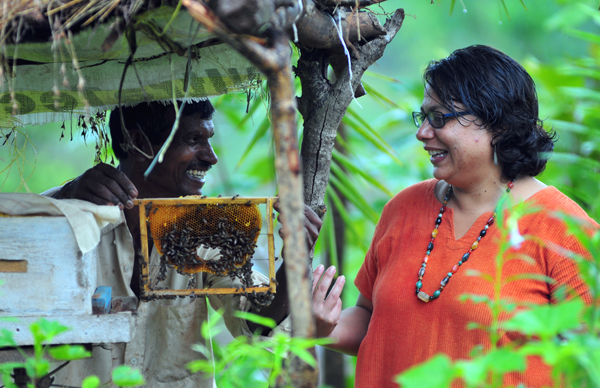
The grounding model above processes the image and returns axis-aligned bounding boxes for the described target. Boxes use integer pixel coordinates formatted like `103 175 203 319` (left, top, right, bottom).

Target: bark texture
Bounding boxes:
299 8 405 212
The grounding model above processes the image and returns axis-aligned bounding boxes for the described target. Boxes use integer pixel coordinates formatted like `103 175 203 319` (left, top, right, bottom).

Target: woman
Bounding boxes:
312 45 598 387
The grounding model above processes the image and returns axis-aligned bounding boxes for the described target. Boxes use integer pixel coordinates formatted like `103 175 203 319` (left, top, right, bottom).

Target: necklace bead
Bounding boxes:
415 181 513 302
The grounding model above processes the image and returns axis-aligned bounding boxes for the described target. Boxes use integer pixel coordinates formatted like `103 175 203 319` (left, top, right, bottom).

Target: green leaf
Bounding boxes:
48 345 92 361
233 311 276 329
519 340 584 366
331 151 393 197
29 319 69 344
504 273 556 285
0 329 16 348
201 309 224 340
82 375 101 388
502 299 584 339
287 345 317 367
361 82 401 109
455 349 525 386
564 29 600 45
325 187 365 250
25 357 49 378
343 109 403 166
111 365 146 387
235 116 271 167
395 354 455 388
0 362 25 373
329 174 379 224
464 269 493 283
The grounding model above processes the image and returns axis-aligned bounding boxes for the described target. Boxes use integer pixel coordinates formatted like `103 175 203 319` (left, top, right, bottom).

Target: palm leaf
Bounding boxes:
331 151 393 197
325 186 367 250
235 117 271 167
328 174 379 224
344 108 403 166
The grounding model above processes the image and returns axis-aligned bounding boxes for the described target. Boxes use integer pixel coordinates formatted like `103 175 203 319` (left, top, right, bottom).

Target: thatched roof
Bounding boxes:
1 1 260 126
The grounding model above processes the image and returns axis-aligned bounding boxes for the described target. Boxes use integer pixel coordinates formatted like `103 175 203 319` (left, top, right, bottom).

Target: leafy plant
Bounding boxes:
187 310 334 388
0 318 145 388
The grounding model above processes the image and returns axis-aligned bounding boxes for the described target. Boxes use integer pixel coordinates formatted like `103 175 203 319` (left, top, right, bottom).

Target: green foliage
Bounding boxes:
0 317 144 388
111 365 146 387
187 310 334 388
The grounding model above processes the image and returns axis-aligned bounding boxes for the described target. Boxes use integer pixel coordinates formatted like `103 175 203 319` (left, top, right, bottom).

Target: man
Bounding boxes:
49 100 322 387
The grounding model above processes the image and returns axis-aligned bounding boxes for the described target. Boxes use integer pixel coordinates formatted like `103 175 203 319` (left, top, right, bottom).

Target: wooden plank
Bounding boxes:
266 198 277 293
6 312 134 346
138 202 151 294
0 259 27 273
133 197 271 206
111 296 138 313
146 286 271 296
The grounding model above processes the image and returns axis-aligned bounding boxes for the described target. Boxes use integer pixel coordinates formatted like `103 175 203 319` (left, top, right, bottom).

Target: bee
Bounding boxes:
245 200 252 207
144 202 153 217
232 194 239 200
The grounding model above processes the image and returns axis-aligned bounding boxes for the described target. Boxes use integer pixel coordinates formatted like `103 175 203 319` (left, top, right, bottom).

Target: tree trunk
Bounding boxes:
182 2 318 386
299 8 405 223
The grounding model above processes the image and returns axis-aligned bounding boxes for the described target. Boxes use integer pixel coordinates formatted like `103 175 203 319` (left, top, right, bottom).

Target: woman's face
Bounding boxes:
415 85 498 188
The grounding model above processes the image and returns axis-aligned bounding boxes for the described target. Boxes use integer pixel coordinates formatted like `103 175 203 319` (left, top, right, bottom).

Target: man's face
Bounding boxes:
144 113 218 198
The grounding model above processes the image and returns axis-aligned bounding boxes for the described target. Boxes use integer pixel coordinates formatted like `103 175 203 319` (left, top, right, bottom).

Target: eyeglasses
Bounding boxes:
412 110 473 129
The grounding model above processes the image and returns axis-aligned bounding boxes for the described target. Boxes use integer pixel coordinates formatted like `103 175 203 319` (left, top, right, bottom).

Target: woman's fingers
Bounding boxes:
312 265 325 292
314 266 336 301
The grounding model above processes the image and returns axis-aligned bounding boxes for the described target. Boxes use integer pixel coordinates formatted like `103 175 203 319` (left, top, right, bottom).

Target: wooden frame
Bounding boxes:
134 197 277 298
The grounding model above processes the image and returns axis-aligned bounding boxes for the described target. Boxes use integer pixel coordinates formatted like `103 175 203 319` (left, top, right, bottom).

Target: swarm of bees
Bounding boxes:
139 198 275 310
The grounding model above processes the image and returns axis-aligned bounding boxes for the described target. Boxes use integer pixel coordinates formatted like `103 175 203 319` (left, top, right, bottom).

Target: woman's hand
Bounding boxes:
312 265 345 338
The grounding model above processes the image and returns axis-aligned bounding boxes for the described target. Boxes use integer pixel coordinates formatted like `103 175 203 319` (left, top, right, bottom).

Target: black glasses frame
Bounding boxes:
412 110 473 129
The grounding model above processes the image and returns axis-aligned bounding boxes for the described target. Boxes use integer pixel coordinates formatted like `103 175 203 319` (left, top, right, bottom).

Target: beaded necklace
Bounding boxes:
415 181 514 303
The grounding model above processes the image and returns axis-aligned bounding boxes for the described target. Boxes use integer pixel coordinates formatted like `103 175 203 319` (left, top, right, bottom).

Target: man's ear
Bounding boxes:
129 128 155 162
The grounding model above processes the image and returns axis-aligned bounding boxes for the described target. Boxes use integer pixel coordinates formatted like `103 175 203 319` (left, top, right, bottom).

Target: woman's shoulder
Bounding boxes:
524 186 599 229
528 186 599 227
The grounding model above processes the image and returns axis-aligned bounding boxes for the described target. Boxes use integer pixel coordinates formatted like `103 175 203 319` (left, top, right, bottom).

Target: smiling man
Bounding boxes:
49 100 322 388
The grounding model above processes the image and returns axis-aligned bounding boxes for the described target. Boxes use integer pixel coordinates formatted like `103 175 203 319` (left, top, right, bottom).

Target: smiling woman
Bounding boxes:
311 44 599 388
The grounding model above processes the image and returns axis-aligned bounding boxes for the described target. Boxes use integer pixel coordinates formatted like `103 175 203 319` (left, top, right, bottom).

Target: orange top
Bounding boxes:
354 179 598 388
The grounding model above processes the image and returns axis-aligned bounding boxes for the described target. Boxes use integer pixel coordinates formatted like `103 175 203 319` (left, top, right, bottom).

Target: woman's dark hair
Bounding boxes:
109 100 215 160
423 44 557 181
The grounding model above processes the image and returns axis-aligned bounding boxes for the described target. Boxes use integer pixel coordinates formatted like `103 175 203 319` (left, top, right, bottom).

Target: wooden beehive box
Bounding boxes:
0 216 98 317
0 215 135 346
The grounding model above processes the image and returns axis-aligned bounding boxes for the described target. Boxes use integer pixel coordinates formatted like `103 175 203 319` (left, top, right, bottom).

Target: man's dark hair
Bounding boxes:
109 100 215 160
423 45 557 181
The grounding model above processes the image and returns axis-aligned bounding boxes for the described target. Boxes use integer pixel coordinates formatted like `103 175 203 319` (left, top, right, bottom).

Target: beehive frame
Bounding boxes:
135 197 277 298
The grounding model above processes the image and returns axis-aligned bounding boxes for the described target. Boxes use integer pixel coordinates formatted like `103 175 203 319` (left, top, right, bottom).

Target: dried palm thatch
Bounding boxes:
0 0 182 45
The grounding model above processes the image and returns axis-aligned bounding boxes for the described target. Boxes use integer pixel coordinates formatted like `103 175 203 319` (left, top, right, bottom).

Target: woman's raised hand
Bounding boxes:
312 265 345 338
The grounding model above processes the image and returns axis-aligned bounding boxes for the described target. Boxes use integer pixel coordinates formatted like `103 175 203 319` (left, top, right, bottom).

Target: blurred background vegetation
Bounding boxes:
1 0 599 386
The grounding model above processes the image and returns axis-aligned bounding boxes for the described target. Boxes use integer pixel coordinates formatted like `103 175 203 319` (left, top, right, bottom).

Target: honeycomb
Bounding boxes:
147 200 262 275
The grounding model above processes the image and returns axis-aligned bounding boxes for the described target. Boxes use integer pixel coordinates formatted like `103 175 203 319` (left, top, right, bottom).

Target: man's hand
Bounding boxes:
53 163 138 209
274 202 323 253
312 265 345 338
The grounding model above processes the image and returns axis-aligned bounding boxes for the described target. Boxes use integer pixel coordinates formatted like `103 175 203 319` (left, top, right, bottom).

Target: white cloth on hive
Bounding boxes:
0 193 121 254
